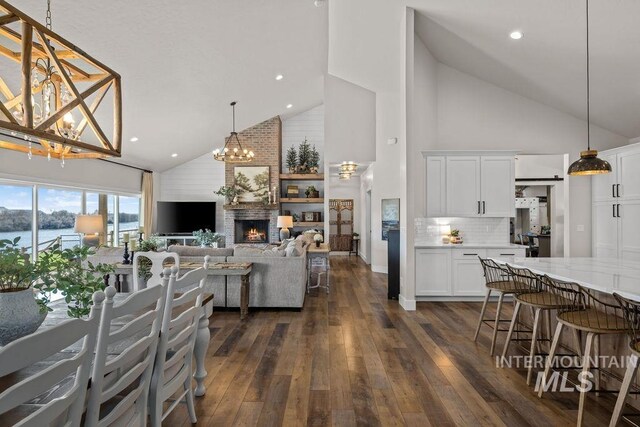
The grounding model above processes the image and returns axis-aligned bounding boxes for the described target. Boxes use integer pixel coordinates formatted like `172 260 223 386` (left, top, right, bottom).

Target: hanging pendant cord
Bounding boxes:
586 0 591 151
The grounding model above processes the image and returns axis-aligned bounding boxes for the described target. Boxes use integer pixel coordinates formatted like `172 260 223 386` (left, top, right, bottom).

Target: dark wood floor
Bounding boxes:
166 256 623 426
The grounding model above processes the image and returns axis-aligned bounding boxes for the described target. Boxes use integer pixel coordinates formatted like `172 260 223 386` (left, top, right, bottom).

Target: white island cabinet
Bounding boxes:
415 245 526 299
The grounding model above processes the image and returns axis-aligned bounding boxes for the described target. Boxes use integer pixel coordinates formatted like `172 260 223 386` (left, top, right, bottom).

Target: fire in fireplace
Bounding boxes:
234 220 270 244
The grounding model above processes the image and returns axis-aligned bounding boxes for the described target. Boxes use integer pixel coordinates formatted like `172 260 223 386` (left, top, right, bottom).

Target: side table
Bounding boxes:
307 243 331 294
349 237 360 257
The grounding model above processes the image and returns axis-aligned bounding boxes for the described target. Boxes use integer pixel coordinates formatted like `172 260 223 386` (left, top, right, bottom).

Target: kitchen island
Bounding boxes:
489 256 640 299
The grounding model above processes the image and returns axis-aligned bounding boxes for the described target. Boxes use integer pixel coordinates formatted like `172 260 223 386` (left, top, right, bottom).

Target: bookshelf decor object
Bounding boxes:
0 1 122 162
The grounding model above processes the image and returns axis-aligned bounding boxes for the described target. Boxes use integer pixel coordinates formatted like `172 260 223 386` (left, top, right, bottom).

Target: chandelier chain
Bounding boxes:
46 0 52 30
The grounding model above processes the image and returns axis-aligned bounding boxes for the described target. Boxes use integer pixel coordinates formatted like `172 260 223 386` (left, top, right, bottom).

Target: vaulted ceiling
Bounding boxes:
411 0 640 140
15 0 328 171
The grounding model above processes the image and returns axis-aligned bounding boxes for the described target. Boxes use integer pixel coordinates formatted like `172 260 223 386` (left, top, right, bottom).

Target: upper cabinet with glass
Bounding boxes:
422 151 516 218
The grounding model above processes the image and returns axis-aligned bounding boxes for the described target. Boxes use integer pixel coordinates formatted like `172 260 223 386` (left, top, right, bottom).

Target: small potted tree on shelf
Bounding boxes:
286 146 298 173
298 138 311 174
305 185 319 198
309 145 320 174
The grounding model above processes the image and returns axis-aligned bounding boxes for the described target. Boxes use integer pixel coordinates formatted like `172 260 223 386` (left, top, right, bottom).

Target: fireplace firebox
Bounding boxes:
234 220 270 244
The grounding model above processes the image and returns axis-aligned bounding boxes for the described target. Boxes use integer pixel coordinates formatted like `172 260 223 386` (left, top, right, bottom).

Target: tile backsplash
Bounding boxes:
414 217 510 245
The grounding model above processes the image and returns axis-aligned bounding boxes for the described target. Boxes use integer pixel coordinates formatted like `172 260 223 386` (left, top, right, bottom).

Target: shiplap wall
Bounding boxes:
159 104 325 233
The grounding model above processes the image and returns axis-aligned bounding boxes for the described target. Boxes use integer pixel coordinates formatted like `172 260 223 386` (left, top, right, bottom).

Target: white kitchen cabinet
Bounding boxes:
425 156 447 217
481 156 515 217
592 201 619 258
446 156 481 217
424 151 516 218
415 249 451 296
619 200 640 261
592 143 640 259
592 152 618 202
451 249 486 296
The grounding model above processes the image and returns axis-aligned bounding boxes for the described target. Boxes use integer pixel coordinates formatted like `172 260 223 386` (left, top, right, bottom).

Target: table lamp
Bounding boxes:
277 215 293 241
75 214 104 247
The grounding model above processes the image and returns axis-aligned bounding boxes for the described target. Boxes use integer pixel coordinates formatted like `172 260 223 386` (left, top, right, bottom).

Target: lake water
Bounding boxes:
0 221 139 250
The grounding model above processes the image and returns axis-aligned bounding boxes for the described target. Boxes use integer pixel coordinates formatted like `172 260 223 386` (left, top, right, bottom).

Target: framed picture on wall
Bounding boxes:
381 198 400 241
234 166 270 202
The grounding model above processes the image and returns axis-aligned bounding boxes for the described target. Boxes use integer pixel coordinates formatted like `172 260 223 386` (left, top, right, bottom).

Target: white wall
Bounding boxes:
324 75 376 163
282 104 325 173
515 154 565 179
0 148 142 195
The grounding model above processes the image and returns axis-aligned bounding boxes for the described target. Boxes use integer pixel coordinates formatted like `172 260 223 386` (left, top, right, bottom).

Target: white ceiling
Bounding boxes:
16 0 328 171
411 0 640 139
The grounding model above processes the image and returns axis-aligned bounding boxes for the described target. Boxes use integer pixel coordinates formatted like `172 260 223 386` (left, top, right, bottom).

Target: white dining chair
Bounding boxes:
132 251 179 291
149 257 209 426
0 290 105 427
84 284 166 427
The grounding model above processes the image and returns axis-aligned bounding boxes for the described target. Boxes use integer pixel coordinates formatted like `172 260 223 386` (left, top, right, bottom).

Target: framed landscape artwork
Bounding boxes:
381 198 400 241
234 166 270 202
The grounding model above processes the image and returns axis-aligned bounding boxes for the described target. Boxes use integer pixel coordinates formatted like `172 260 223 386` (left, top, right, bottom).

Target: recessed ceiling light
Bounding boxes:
171 153 178 158
129 136 139 142
510 31 523 40
275 74 284 81
286 104 293 109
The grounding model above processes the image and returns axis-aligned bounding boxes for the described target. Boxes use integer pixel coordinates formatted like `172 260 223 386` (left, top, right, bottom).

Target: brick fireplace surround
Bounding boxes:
223 116 282 245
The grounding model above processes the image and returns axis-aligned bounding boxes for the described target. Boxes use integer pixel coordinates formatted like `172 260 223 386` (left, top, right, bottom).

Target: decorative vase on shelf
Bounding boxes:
0 289 47 346
315 241 320 248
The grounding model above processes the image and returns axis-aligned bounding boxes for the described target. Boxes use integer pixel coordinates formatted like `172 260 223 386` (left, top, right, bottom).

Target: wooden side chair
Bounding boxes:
132 251 179 291
538 276 627 426
0 291 105 426
84 284 166 427
475 257 522 355
502 265 571 384
149 259 209 426
609 293 640 426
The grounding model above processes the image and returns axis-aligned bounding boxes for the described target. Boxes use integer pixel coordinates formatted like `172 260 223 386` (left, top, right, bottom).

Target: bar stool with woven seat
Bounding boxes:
538 276 627 426
609 293 640 427
474 257 522 356
502 265 572 385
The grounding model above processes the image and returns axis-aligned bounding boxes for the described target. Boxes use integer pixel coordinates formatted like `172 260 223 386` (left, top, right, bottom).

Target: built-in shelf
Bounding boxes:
279 173 324 180
280 198 324 203
223 203 279 210
293 222 323 227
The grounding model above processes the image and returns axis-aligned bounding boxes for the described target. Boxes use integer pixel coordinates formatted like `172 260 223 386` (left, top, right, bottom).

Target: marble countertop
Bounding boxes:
490 257 640 299
415 243 525 249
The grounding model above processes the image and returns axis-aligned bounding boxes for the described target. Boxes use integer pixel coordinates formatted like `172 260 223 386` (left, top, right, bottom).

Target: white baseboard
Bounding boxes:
359 253 369 264
399 295 416 311
371 265 388 274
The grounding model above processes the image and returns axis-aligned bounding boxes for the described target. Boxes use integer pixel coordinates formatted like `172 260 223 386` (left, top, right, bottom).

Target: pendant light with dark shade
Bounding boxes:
567 0 612 176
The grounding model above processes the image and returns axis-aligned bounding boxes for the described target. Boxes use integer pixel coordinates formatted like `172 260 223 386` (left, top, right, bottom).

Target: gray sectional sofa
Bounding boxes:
168 240 309 309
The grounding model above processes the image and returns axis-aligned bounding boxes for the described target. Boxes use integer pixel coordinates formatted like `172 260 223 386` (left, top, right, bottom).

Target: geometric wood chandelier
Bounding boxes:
0 1 121 163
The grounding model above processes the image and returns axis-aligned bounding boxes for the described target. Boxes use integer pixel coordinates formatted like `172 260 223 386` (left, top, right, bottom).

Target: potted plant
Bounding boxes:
286 146 298 173
192 229 222 248
214 185 240 205
305 185 319 198
450 229 462 244
0 238 48 345
134 235 162 285
309 145 320 174
313 233 324 248
298 138 311 174
0 238 114 345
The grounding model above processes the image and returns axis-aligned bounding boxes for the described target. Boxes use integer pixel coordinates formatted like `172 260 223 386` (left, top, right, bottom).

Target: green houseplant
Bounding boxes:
192 229 222 247
0 237 114 344
305 185 319 198
214 185 240 204
309 145 320 173
298 138 311 173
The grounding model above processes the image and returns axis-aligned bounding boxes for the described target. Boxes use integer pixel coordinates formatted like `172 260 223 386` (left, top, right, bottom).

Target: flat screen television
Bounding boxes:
156 201 216 234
